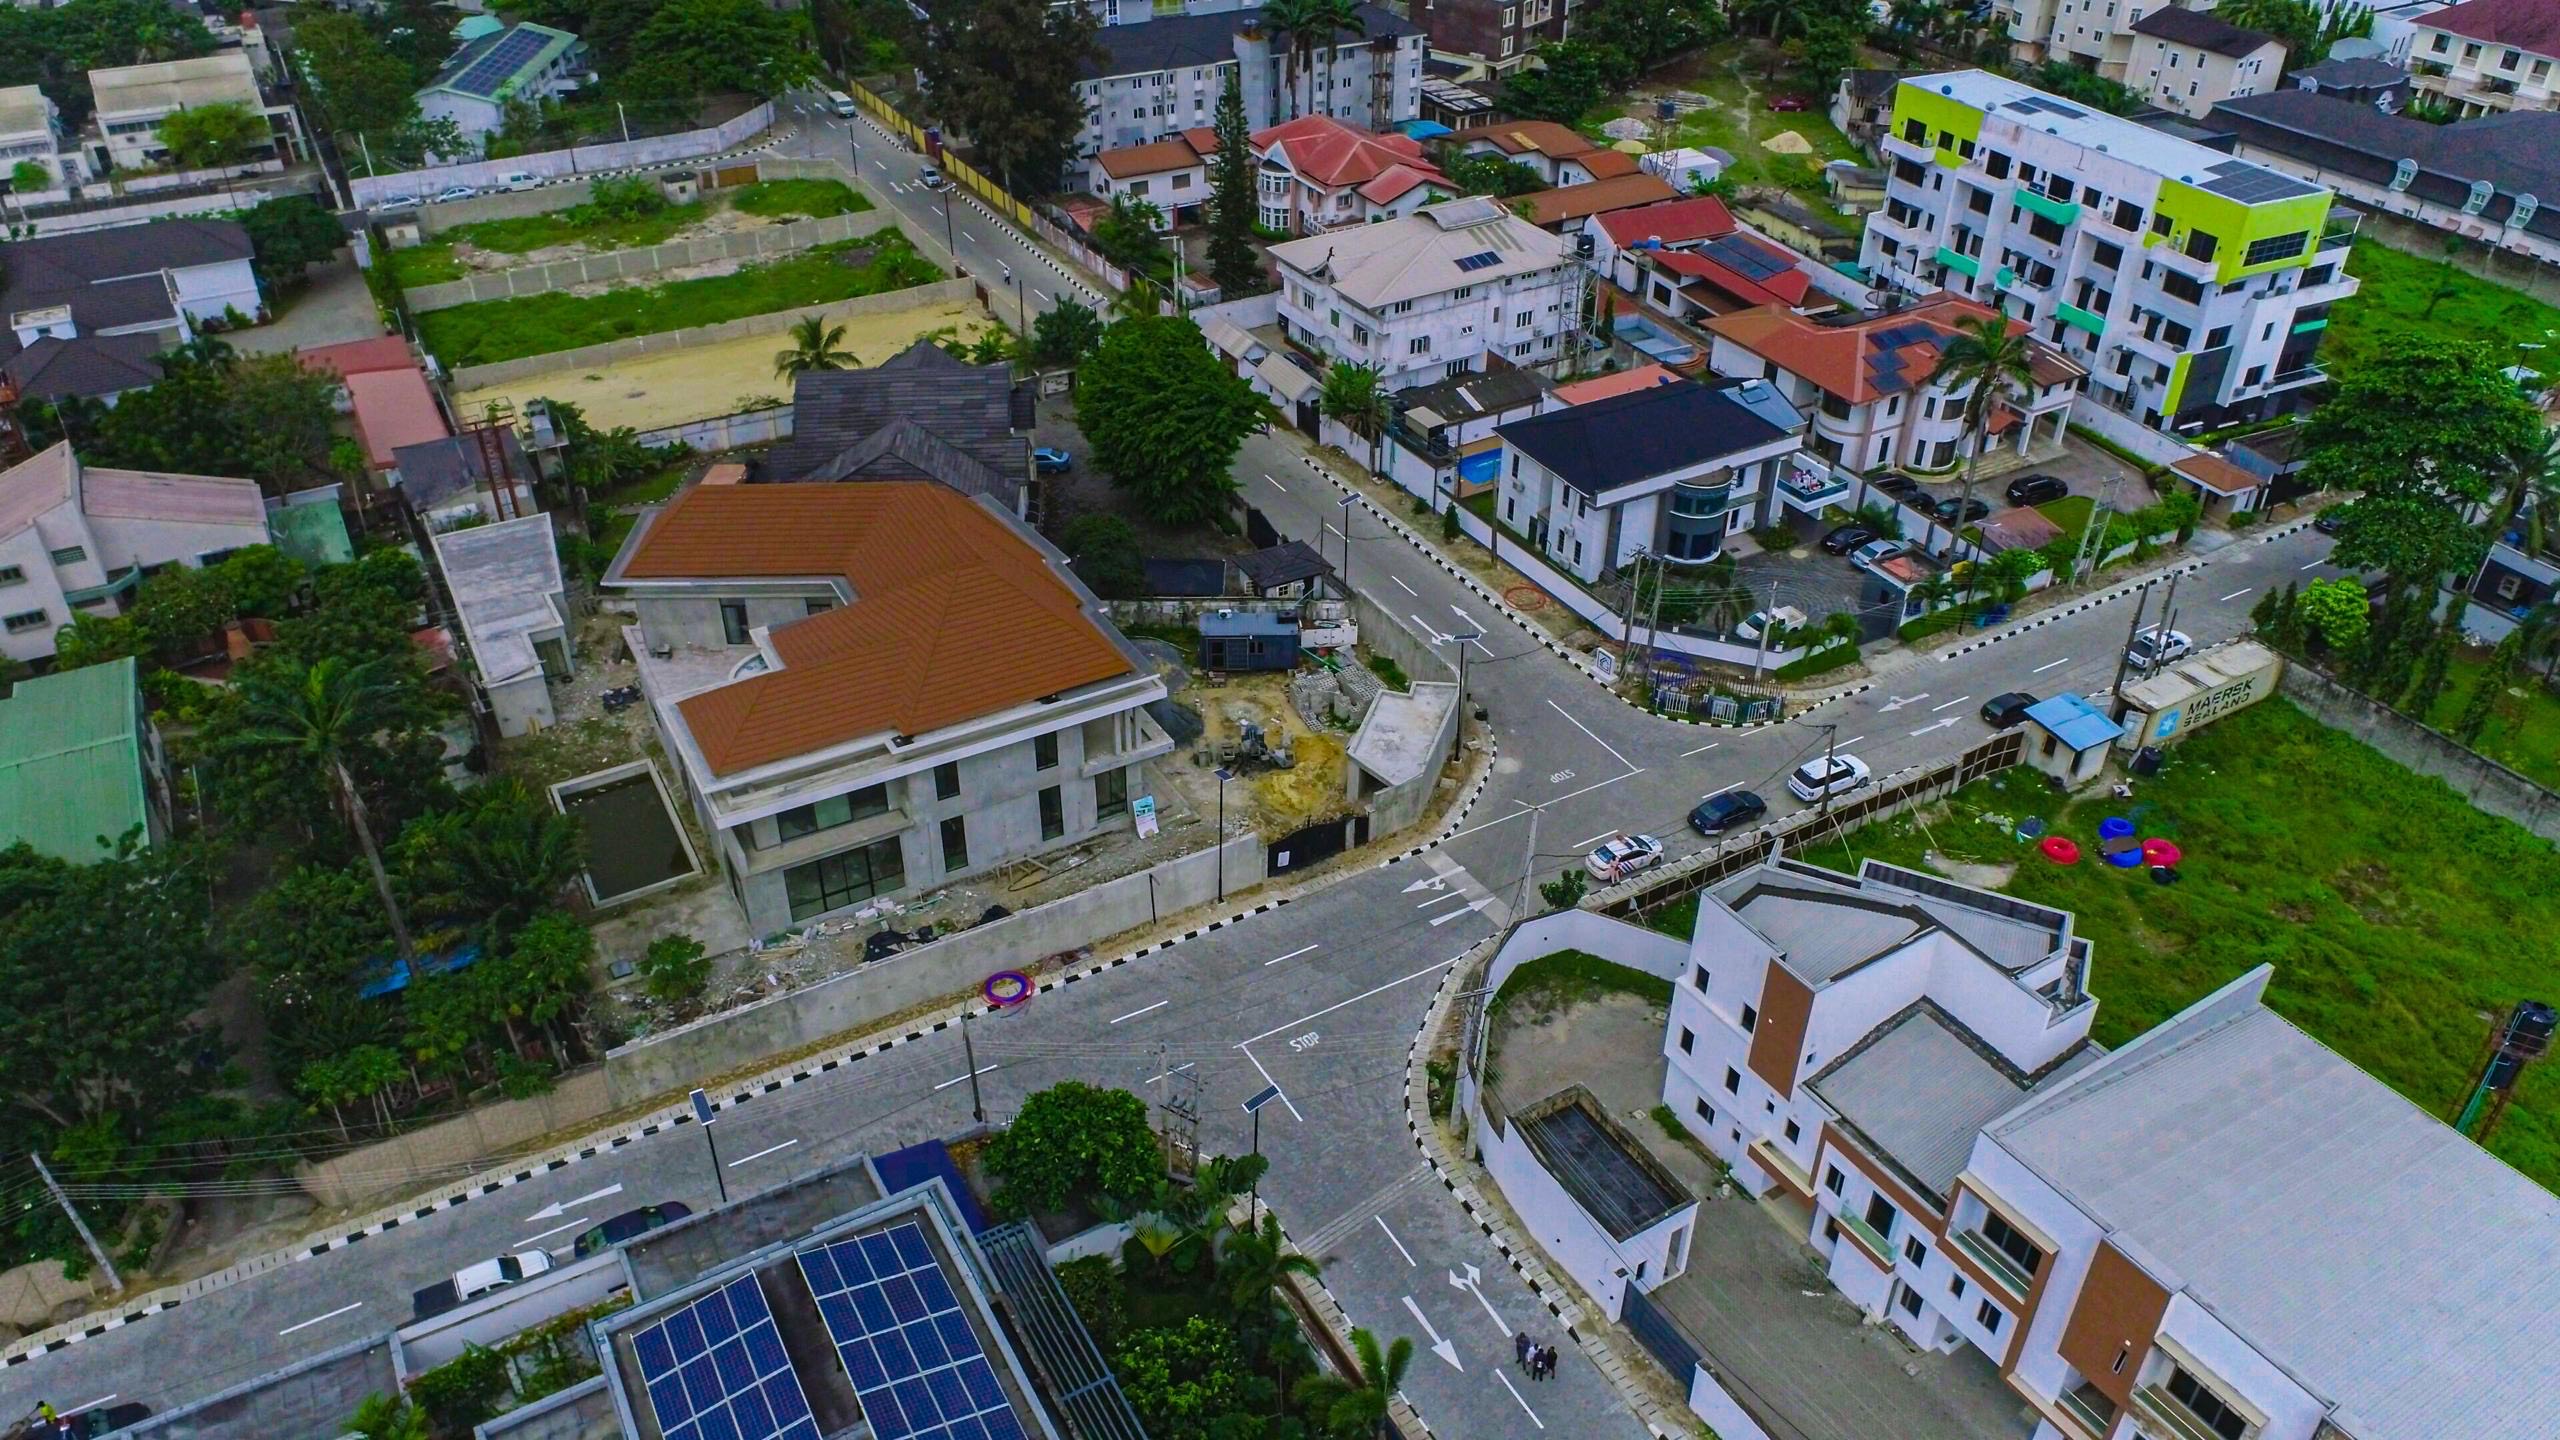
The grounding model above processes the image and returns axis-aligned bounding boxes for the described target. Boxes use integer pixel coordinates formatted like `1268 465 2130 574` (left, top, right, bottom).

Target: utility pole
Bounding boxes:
1450 629 1480 764
1814 722 1843 824
1750 578 1781 681
961 1011 986 1124
32 1154 119 1293
1514 803 1544 919
1617 552 1642 684
1638 550 1667 698
2105 583 2153 720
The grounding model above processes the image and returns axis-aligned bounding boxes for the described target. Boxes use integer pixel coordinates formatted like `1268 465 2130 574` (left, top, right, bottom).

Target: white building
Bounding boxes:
1269 195 1579 391
0 86 77 200
86 52 300 178
2125 7 2286 119
1073 1 1424 188
415 23 589 144
1252 115 1451 234
0 443 274 667
432 512 569 739
1864 70 2358 432
1491 376 1805 583
1091 135 1212 225
2406 0 2560 113
606 481 1173 935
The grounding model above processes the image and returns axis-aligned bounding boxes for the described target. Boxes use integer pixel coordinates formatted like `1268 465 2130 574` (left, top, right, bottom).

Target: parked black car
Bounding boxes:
1688 789 1770 835
1873 475 1926 502
1980 691 2038 729
1933 495 1992 523
2005 473 2069 507
2313 505 2348 535
574 1202 695 1258
1820 523 1877 554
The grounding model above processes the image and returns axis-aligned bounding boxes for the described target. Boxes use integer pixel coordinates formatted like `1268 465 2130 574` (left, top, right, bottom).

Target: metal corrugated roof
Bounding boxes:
0 656 149 863
1808 1006 2097 1201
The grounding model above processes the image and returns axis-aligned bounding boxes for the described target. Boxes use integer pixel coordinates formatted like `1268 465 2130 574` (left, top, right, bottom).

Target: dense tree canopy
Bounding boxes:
66 343 343 492
619 0 817 112
984 1081 1160 1214
242 196 347 293
916 0 1102 191
1502 40 1634 124
1077 317 1269 529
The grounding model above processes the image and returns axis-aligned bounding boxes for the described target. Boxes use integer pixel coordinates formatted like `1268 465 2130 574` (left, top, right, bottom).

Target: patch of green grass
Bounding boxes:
1364 652 1410 691
1793 701 2560 1192
728 178 871 220
383 243 472 288
447 200 710 257
2327 237 2560 382
1622 44 1868 230
1490 948 1674 1021
2405 649 2560 792
1645 892 1699 940
1773 640 1858 680
2036 494 2095 535
595 459 691 510
1460 488 1498 521
416 233 943 367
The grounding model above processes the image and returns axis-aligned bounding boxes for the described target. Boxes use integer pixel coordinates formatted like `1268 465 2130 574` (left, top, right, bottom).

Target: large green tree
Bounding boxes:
85 346 342 491
1923 313 2037 573
1114 1319 1248 1440
916 0 1101 191
242 195 346 293
1502 40 1633 124
621 0 816 106
1293 1327 1412 1439
393 779 585 950
159 100 265 175
1031 298 1107 367
2302 337 2545 591
983 1081 1159 1214
1077 316 1270 529
1318 360 1389 476
1204 70 1262 293
293 13 422 138
1577 0 1724 68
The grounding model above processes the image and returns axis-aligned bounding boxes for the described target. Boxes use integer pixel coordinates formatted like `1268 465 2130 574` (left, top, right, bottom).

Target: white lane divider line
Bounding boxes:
1680 740 1720 756
1243 1050 1303 1121
934 1064 998 1091
1266 473 1288 491
1110 999 1171 1025
518 1216 590 1247
1266 943 1320 966
278 1302 364 1338
1393 575 1418 596
2031 656 2072 674
1545 698 1637 772
1496 1369 1545 1428
1572 829 1618 847
1931 695 1973 712
1376 1215 1418 1266
2219 587 2253 602
729 1139 800 1168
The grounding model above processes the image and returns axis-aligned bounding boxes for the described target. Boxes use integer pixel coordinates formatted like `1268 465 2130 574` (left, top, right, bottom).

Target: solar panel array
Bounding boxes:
1454 250 1503 272
799 1224 1030 1440
2001 95 2088 120
632 1277 819 1440
450 27 550 97
2198 157 2319 203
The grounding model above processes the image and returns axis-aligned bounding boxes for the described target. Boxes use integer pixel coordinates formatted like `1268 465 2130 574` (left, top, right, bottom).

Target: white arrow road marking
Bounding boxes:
1401 875 1448 893
1450 603 1485 631
1417 891 1467 909
1496 1370 1546 1429
1376 1216 1417 1266
1909 716 1962 737
1393 575 1418 596
519 1216 591 1246
527 1183 622 1222
1412 613 1454 644
729 1139 799 1168
1403 1295 1463 1370
1266 943 1320 966
2032 656 2072 674
1449 1264 1512 1334
1430 897 1495 927
1931 695 1973 712
278 1301 363 1337
1878 693 1930 712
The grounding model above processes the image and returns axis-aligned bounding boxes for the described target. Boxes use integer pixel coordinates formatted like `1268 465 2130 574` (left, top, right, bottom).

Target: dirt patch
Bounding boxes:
1930 856 2017 890
1759 129 1813 155
1183 674 1350 833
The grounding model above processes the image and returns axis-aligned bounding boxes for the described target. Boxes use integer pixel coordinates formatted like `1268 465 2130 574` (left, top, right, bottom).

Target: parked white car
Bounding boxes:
1735 604 1806 645
430 184 478 204
1785 753 1872 802
826 88 859 117
1585 832 1666 882
411 1248 553 1320
490 170 540 192
1849 539 1906 575
2124 627 2194 674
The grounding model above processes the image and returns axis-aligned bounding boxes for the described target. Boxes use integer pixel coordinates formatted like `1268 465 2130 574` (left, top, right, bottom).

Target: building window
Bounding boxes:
0 566 21 587
2185 230 2219 262
1039 786 1065 840
1035 732 1060 770
1979 1211 2044 1276
776 785 890 842
1782 1119 1802 1144
1864 1194 1897 1237
1692 964 1709 992
2166 1366 2249 1440
1694 1098 1714 1124
720 599 750 645
1899 1287 1923 1318
1408 336 1431 355
1739 1004 1758 1032
1678 1027 1696 1054
940 815 969 871
1723 1066 1741 1095
805 597 834 616
1 609 44 634
47 545 85 566
1975 1300 2003 1334
1095 767 1129 821
1823 1166 1844 1195
1950 1275 1967 1299
1904 1237 1928 1266
783 836 906 920
935 761 961 800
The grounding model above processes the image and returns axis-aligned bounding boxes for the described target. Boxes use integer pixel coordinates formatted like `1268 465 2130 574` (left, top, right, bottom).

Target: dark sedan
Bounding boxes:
574 1202 694 1258
1688 789 1769 835
1873 475 1927 502
2313 505 2348 535
1933 495 1992 523
1980 691 2038 728
2005 473 2068 507
1820 523 1877 554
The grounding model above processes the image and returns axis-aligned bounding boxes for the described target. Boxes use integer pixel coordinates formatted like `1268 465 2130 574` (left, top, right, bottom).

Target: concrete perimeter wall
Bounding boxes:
1344 586 1462 835
297 1067 614 1210
447 276 971 389
2279 666 2560 840
1688 1365 1778 1440
405 207 902 311
350 104 774 209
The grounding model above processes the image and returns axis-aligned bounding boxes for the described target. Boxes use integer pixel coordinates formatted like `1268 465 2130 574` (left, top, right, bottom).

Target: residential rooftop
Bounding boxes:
422 21 582 102
1268 196 1572 308
1256 114 1442 190
1901 69 2324 200
2416 0 2560 51
432 512 564 690
1518 172 1681 227
1704 291 2083 405
1806 1002 2099 1202
1516 1089 1689 1240
88 51 261 117
2209 89 2560 244
0 84 52 139
1710 860 2074 983
1495 377 1793 495
0 656 151 864
1084 3 1415 78
2129 5 2277 57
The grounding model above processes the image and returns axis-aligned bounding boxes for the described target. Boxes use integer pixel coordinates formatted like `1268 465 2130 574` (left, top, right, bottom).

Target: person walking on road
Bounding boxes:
1514 1332 1531 1368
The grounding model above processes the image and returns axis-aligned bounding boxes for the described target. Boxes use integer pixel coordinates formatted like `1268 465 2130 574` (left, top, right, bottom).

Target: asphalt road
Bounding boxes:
0 101 2354 1437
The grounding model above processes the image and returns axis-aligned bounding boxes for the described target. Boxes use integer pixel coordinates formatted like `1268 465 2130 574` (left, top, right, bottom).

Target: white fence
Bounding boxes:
350 103 774 209
2068 395 2194 468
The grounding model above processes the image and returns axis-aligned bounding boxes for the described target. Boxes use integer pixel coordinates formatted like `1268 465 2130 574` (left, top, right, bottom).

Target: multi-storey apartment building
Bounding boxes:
1269 195 1579 390
1862 70 2359 431
1071 0 1424 188
86 52 303 178
1411 0 1569 70
608 482 1173 934
2407 0 2560 114
2126 7 2285 118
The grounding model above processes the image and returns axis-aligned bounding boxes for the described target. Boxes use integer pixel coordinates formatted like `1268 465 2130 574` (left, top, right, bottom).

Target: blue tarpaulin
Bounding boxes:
358 943 483 999
875 1139 993 1234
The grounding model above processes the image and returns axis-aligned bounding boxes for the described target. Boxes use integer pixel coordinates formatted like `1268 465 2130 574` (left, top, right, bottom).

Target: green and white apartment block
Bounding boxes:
1861 70 2359 433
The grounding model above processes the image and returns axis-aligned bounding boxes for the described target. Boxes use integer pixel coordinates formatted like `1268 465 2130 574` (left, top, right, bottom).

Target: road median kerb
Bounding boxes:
3 737 1502 1368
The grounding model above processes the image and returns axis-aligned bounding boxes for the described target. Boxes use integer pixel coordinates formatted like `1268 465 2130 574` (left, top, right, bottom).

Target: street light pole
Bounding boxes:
1242 1084 1282 1223
1449 630 1480 764
940 185 957 262
689 1089 728 1204
961 1011 986 1123
1336 495 1356 593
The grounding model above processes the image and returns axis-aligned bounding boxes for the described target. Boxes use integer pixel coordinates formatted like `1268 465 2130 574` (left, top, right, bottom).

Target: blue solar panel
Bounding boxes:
797 1222 1027 1440
1454 251 1502 272
449 28 550 98
633 1276 820 1440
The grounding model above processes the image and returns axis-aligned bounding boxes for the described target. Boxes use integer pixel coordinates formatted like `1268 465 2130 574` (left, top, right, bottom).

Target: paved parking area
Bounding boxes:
1730 539 1877 638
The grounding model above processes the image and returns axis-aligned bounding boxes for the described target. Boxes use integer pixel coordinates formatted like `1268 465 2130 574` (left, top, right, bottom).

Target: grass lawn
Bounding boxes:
1491 948 1674 1024
416 232 942 367
1600 41 1870 237
728 178 869 220
2404 649 2560 792
384 181 872 289
2035 494 2095 535
1771 701 2560 1191
2326 238 2560 382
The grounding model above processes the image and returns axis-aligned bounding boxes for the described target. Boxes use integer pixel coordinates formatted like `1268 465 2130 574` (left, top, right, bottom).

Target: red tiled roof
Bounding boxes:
2174 452 2262 496
1553 364 1680 405
1575 150 1641 179
2422 0 2560 54
1648 242 1811 308
296 335 415 379
1702 292 2082 405
1180 125 1220 155
1446 120 1597 158
1252 115 1438 190
1519 173 1680 226
1358 163 1444 204
1096 137 1207 180
344 365 449 470
1596 196 1740 247
620 483 1135 776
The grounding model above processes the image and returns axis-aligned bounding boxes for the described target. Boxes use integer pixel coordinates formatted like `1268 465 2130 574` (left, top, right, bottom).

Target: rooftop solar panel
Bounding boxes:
799 1223 1029 1440
451 28 549 97
2198 158 2318 203
1454 251 1503 272
1703 235 1788 281
634 1277 819 1440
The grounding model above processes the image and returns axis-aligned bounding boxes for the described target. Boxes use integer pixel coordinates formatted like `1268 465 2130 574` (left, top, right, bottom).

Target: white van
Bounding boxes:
826 89 859 118
490 170 540 193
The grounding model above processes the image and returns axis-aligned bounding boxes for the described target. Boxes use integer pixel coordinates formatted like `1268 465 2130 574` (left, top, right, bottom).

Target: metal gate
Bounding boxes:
1246 506 1280 550
1266 813 1369 875
1622 1283 1701 1378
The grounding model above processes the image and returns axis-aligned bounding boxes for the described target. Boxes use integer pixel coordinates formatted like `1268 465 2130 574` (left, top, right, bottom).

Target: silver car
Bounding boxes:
1850 538 1907 575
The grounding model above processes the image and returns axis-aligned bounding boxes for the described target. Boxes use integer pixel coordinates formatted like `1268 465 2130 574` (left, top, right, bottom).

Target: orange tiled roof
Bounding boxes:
1447 120 1597 158
1553 364 1680 405
1252 115 1439 190
1595 195 1738 247
1519 173 1680 227
1702 293 2083 406
1576 150 1641 179
2174 452 2262 496
1096 137 1207 180
620 483 1135 776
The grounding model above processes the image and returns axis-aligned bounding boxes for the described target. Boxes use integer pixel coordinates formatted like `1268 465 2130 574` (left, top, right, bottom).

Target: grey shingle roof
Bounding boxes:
1085 3 1417 79
2210 89 2560 242
1234 539 1331 590
1807 1004 2098 1202
393 429 532 512
760 341 1026 504
2131 5 2276 57
802 417 1010 503
1495 379 1788 496
2291 54 2408 89
1987 976 2560 1440
0 332 163 401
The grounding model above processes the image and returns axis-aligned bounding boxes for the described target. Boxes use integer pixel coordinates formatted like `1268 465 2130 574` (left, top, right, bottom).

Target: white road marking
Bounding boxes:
1680 740 1721 756
1243 1049 1303 1121
1430 897 1495 927
2219 587 2254 601
872 159 890 171
1931 695 1973 712
1324 522 1345 539
1701 781 1746 800
1411 613 1454 644
934 1064 998 1091
1417 891 1467 909
1544 698 1637 771
1496 1370 1546 1428
1265 473 1288 491
1842 735 1867 747
2031 656 2072 674
2300 558 2324 570
1402 1296 1463 1370
278 1302 364 1337
1572 829 1617 847
1266 943 1320 966
1033 288 1051 304
1450 1265 1511 1333
729 1139 800 1168
60 1396 119 1419
518 1216 590 1246
1450 603 1486 632
1376 1215 1417 1266
1909 716 1961 736
1241 956 1464 1046
1393 575 1418 596
1146 1062 1197 1085
528 1184 622 1221
1878 693 1930 712
1111 999 1171 1024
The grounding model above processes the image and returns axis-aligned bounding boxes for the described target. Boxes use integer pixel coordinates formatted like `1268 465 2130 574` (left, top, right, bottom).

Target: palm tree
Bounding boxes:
2484 425 2560 550
226 656 418 958
345 1393 430 1440
1220 1211 1322 1332
1924 315 2037 599
1319 360 1389 475
775 313 859 378
1110 273 1164 322
1294 1326 1414 1439
1304 0 1366 118
1262 0 1324 118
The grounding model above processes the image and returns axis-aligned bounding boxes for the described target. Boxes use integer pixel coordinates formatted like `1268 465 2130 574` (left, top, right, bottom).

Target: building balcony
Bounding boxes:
2134 1385 2236 1440
2057 300 2106 335
1779 454 1853 507
62 566 141 607
2012 185 2081 226
2411 57 2450 78
1836 1212 1895 1269
1950 1227 2033 1301
2057 1384 2118 1439
1881 132 1936 166
1936 245 1981 278
1747 1136 1814 1197
2264 364 2329 391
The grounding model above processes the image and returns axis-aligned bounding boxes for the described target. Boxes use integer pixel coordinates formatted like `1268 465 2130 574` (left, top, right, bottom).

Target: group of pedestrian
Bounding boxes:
1511 1331 1558 1381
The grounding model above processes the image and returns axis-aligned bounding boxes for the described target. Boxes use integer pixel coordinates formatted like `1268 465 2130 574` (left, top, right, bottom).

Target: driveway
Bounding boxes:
1727 526 1881 643
230 251 386 356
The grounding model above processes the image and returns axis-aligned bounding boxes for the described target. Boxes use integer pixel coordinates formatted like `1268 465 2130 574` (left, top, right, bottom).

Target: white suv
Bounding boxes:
1786 753 1872 802
2124 627 2193 674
